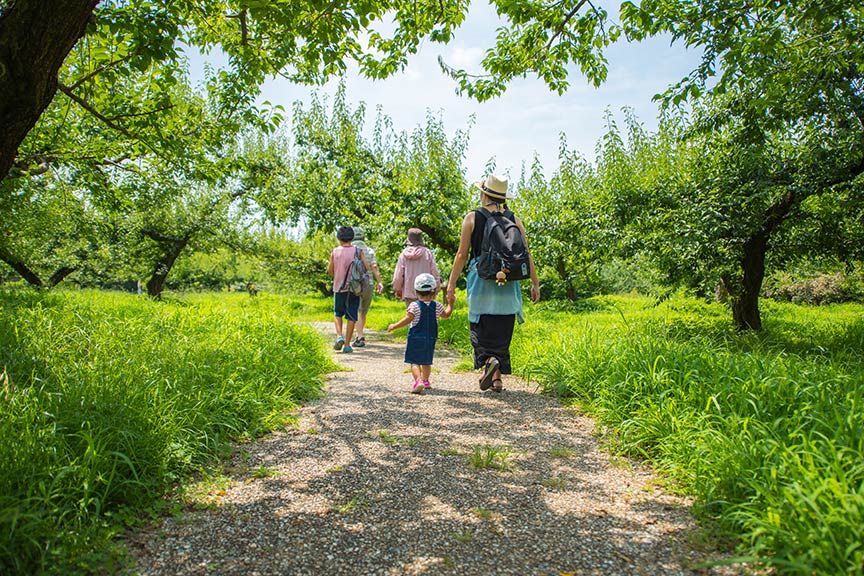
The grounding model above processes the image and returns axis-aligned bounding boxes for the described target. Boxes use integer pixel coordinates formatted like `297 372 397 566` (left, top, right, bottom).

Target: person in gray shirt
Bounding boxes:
352 227 384 347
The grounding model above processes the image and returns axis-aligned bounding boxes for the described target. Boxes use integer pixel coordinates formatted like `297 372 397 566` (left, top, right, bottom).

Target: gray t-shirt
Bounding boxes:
352 240 377 266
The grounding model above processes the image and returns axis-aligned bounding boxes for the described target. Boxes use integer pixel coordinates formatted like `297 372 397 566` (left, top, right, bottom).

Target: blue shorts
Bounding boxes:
334 292 360 322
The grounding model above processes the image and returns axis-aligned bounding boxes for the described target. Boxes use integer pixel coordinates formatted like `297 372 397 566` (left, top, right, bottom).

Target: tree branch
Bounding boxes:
47 265 79 287
0 245 43 287
310 0 340 30
545 0 588 53
68 50 140 91
107 103 175 122
57 82 133 137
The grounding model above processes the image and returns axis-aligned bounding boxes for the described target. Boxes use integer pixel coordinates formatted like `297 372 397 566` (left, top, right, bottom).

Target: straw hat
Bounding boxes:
474 174 509 200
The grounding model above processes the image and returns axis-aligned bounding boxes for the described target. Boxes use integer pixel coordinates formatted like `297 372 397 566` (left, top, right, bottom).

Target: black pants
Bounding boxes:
470 314 516 374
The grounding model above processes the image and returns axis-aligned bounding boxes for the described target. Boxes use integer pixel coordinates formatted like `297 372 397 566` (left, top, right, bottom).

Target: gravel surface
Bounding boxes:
126 324 742 575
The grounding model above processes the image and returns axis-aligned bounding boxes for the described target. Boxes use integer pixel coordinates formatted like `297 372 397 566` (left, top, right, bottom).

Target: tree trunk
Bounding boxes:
731 233 767 331
315 281 332 297
0 246 43 287
47 266 79 287
417 224 458 255
0 0 98 179
146 238 189 299
554 256 577 300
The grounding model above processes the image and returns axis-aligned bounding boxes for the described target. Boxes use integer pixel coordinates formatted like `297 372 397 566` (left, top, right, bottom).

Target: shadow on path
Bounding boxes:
127 326 740 576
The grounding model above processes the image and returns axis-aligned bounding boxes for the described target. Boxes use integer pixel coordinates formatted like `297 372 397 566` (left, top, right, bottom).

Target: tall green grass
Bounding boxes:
514 294 864 575
0 290 333 575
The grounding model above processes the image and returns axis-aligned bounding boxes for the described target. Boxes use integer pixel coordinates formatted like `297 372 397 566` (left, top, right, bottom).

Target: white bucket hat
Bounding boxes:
474 174 509 200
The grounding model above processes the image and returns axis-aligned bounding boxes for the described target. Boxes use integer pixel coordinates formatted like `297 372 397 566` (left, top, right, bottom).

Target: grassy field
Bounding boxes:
493 294 864 575
243 290 864 574
0 290 335 575
2 289 862 574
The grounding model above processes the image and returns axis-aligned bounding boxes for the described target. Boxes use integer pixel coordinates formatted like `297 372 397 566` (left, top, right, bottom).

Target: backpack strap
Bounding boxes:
471 208 491 260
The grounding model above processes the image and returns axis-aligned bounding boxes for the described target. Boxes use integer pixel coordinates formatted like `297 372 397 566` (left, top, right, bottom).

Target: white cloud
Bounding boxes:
444 45 485 70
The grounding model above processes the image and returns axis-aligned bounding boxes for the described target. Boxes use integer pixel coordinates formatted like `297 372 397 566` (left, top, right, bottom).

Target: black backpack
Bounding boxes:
475 208 531 282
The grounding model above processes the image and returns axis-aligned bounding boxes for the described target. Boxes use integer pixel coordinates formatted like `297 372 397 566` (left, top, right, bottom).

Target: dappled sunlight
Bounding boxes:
128 325 741 575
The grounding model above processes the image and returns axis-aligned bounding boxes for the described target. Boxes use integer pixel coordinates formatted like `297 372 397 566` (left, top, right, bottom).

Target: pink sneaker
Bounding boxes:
422 379 431 389
410 380 425 394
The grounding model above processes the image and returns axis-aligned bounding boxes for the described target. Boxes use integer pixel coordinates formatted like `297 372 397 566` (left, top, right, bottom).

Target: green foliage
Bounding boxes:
620 0 864 118
516 133 614 299
255 230 336 297
516 293 864 574
763 264 864 306
267 85 472 262
468 445 514 471
0 290 332 574
441 0 619 100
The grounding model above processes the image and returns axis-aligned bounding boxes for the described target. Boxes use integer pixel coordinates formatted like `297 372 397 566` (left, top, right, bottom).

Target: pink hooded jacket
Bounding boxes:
392 246 440 300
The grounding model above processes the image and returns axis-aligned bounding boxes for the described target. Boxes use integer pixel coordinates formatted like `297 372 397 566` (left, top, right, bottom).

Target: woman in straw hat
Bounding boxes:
446 174 540 392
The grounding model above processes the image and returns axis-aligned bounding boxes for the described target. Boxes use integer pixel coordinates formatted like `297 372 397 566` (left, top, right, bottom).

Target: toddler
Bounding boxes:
387 273 454 394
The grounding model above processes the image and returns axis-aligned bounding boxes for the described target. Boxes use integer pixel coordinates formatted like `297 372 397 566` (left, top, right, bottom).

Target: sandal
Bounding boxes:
491 378 504 393
479 357 500 390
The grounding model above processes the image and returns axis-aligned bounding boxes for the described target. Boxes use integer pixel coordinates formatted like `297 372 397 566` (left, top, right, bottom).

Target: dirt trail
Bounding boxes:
127 325 736 575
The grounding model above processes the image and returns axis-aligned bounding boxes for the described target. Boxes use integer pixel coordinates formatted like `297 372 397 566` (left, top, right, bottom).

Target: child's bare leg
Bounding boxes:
410 364 422 382
334 317 343 337
421 365 432 381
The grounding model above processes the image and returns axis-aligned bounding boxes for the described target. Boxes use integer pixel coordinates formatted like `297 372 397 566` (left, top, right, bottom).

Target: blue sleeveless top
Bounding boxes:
466 257 524 324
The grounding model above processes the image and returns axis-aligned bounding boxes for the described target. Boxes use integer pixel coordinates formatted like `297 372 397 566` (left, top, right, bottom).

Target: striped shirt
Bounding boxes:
406 300 447 328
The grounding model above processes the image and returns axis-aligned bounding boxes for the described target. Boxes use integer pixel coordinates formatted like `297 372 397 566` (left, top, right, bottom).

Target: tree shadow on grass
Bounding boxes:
127 332 743 575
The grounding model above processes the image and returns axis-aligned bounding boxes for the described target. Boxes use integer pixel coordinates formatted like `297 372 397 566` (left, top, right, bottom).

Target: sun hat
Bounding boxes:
352 226 366 241
336 226 355 242
413 272 437 292
406 228 424 247
474 174 509 200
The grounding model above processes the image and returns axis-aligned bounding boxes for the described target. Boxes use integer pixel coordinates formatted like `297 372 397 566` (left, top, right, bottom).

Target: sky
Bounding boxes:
199 2 703 182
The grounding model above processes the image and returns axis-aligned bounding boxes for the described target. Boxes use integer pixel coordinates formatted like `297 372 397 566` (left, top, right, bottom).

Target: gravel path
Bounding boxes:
127 325 739 575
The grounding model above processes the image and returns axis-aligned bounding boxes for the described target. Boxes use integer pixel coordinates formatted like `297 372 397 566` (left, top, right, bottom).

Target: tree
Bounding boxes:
0 174 100 288
1 0 620 181
615 1 864 329
516 142 609 300
121 126 289 299
267 85 472 259
377 110 473 256
594 102 864 330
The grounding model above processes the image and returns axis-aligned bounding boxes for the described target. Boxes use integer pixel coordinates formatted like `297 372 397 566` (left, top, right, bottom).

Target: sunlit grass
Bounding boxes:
3 288 862 575
468 445 513 471
0 290 334 574
513 292 864 575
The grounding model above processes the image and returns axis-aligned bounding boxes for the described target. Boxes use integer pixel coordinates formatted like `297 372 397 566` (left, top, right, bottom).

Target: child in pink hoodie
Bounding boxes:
392 228 441 303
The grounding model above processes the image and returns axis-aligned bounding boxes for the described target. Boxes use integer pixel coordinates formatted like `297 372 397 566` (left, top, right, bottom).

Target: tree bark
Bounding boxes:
731 233 767 331
47 266 79 287
0 0 99 179
731 189 799 331
555 256 576 300
0 245 43 287
315 280 332 297
145 237 190 299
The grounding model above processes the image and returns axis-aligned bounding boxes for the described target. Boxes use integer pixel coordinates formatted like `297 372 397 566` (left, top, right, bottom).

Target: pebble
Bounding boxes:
126 324 743 576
